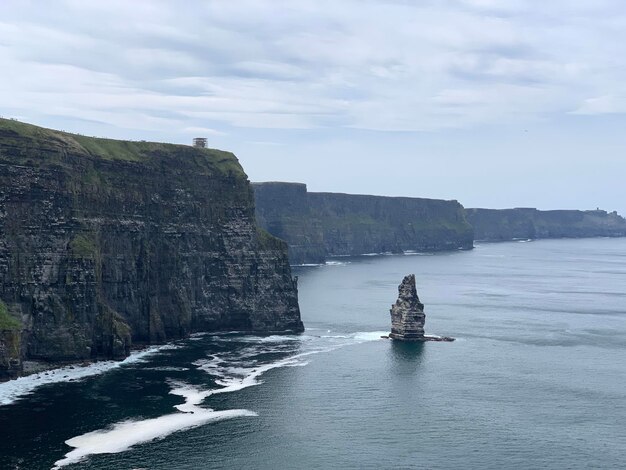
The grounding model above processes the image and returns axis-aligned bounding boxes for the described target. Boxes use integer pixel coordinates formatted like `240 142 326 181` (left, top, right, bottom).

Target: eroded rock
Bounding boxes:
388 274 454 342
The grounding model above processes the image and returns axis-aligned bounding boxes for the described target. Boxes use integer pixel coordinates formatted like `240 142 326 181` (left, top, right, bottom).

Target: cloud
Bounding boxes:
180 126 227 136
0 0 625 132
572 95 626 115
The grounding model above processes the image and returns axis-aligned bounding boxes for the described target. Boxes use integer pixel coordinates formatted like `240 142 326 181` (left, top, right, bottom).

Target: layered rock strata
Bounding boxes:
466 208 626 241
0 119 303 380
388 274 453 342
253 182 474 264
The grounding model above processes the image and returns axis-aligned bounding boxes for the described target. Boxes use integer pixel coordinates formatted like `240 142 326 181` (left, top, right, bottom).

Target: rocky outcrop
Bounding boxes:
387 274 453 342
253 182 474 264
466 208 626 241
0 118 303 380
389 275 425 340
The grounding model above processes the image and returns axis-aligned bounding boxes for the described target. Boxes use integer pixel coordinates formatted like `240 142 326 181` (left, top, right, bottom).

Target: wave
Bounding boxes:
53 330 387 467
209 334 313 344
0 344 180 407
54 351 313 468
53 384 256 469
352 331 388 341
403 250 435 256
319 331 387 342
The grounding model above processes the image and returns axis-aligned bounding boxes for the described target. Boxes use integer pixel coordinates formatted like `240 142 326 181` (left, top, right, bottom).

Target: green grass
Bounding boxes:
257 227 285 250
69 234 96 259
71 135 151 162
0 118 246 177
0 300 20 330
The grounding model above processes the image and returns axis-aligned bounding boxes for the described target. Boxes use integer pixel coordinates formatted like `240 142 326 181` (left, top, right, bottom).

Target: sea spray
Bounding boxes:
0 344 180 407
53 330 386 467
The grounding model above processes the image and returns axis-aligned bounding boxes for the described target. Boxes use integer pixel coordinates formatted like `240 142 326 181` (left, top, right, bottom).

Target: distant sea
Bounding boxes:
1 238 625 469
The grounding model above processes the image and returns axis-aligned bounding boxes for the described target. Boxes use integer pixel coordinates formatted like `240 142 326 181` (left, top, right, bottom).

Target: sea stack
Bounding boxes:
388 274 454 342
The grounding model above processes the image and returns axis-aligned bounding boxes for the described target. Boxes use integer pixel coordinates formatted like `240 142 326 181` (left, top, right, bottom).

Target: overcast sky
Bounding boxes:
1 0 625 213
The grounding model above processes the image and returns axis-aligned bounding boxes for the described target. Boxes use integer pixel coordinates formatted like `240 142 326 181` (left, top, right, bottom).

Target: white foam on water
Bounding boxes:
53 390 256 469
241 334 304 343
195 353 309 391
208 334 308 344
315 331 387 342
308 330 388 343
188 332 210 341
52 330 390 467
196 331 386 389
325 261 350 266
54 350 318 468
352 331 389 342
0 344 180 407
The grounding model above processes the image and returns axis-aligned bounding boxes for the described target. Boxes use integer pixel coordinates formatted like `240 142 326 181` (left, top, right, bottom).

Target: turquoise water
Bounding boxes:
1 238 625 469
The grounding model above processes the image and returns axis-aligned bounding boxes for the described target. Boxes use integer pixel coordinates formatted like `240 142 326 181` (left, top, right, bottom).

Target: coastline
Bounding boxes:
2 328 306 384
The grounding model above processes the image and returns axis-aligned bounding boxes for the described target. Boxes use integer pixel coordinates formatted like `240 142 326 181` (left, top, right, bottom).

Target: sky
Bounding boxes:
1 0 625 214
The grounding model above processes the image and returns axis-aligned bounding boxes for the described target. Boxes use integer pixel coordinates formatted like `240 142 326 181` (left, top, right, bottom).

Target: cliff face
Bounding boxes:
0 119 302 379
252 182 326 264
308 192 473 256
253 182 473 264
466 208 626 241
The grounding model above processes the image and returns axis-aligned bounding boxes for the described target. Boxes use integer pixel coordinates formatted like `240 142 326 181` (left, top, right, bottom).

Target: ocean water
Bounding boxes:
1 238 625 469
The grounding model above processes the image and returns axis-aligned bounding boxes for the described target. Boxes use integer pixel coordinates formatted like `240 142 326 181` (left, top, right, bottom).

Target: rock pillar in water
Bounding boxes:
389 274 425 340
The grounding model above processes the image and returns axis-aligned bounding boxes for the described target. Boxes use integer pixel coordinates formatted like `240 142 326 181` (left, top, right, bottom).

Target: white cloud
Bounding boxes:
572 95 626 115
0 0 625 131
180 126 227 136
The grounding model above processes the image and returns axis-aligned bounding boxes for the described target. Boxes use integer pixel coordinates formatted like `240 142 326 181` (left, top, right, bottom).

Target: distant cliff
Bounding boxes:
466 208 626 241
0 119 302 380
253 182 473 264
252 183 326 264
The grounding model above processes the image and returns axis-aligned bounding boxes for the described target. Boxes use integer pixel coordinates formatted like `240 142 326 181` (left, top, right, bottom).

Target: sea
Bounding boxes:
1 238 625 469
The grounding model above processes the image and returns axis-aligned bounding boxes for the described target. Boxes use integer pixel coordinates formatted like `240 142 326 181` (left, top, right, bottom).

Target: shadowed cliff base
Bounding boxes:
0 119 303 380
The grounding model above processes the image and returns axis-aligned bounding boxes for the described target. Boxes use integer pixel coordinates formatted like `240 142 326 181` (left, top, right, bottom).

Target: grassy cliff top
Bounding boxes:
0 118 245 177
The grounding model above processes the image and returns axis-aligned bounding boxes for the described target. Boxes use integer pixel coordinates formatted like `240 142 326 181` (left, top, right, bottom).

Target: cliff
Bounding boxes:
0 119 303 380
253 182 473 264
252 182 326 264
466 208 626 241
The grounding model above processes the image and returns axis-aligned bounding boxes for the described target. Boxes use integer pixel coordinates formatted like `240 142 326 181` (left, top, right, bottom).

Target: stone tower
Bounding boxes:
192 137 207 148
